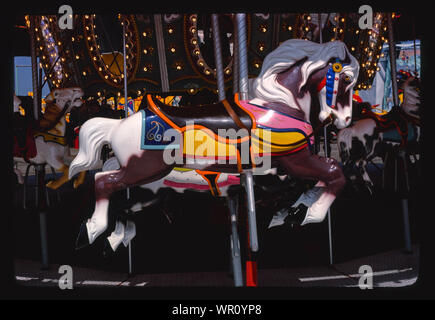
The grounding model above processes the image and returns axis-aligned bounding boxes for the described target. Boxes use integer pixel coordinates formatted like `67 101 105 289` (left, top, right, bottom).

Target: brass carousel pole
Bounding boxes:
387 13 412 253
122 19 134 275
387 14 399 107
318 13 334 266
154 14 169 93
236 13 259 287
30 15 49 270
232 20 239 95
211 14 226 102
30 16 40 121
212 14 243 287
236 14 249 101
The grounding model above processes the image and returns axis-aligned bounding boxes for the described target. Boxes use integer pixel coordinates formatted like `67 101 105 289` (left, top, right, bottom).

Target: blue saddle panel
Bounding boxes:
140 109 180 150
382 123 417 143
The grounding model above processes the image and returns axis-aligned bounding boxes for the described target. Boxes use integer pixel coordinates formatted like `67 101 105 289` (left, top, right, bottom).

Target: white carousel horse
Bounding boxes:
70 39 359 251
337 76 421 189
13 88 87 190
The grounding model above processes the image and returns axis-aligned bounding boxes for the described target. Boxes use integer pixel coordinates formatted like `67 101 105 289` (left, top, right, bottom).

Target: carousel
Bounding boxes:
10 11 421 289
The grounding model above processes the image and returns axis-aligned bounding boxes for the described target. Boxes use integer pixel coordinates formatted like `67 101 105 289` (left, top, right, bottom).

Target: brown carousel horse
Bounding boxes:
13 88 86 190
69 39 359 249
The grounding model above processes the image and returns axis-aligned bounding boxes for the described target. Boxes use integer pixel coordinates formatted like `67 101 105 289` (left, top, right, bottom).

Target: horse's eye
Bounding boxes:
344 76 351 82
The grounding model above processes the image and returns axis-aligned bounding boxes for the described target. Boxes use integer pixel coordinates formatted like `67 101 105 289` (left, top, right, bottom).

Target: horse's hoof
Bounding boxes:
73 180 81 189
73 173 86 189
284 204 308 228
75 222 90 250
102 239 115 258
46 180 60 190
46 180 55 189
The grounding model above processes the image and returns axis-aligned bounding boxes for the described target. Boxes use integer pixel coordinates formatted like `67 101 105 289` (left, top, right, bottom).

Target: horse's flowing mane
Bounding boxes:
248 39 359 109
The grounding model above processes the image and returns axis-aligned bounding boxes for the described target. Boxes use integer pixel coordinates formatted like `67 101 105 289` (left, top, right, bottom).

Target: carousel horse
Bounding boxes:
337 76 421 191
70 39 359 250
13 87 86 190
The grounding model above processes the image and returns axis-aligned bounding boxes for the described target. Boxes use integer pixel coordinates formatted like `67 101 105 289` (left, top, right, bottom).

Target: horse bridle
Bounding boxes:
38 98 72 132
316 59 348 110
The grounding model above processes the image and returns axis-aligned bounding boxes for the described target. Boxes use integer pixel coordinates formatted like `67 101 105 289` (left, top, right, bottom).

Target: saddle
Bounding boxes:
147 94 253 137
361 107 418 147
143 94 313 172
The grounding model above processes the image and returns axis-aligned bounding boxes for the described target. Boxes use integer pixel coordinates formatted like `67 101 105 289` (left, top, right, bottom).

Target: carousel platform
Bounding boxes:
14 244 418 287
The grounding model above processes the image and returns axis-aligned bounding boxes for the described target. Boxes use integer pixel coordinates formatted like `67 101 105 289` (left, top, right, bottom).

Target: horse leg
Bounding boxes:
357 159 373 194
73 171 87 189
46 165 69 190
103 220 126 256
277 148 346 226
76 150 174 249
104 218 137 257
45 144 70 190
63 145 87 189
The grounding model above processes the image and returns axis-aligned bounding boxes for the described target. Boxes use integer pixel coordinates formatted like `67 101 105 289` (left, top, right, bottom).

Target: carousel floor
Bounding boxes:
14 244 418 287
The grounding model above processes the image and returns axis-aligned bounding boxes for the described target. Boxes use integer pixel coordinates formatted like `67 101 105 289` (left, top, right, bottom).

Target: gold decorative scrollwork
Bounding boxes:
83 14 140 87
183 14 235 84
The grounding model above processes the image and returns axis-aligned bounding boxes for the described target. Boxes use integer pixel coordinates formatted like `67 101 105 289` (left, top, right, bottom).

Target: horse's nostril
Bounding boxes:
345 116 351 123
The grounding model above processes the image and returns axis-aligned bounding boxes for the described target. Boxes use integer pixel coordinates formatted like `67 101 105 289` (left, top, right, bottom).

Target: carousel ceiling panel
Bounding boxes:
82 14 141 92
29 15 79 90
248 14 273 73
179 14 235 88
28 12 392 99
132 14 163 93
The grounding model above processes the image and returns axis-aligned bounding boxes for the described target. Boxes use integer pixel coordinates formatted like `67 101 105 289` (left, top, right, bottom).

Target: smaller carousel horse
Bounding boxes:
13 87 86 190
69 39 359 251
337 76 421 191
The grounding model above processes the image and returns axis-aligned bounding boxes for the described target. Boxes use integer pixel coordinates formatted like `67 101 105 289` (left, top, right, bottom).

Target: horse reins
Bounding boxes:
222 97 333 151
222 99 250 131
36 100 71 132
251 114 334 148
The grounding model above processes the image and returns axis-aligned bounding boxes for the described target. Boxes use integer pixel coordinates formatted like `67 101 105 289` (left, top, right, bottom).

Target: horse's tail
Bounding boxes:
337 126 354 164
69 117 120 180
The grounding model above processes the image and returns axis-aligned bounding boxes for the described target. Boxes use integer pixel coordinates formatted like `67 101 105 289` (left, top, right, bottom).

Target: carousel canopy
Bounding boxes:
13 12 421 103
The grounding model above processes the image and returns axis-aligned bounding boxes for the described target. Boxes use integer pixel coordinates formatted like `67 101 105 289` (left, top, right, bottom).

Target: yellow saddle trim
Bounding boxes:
183 128 239 158
34 131 67 146
181 127 308 158
173 167 194 172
